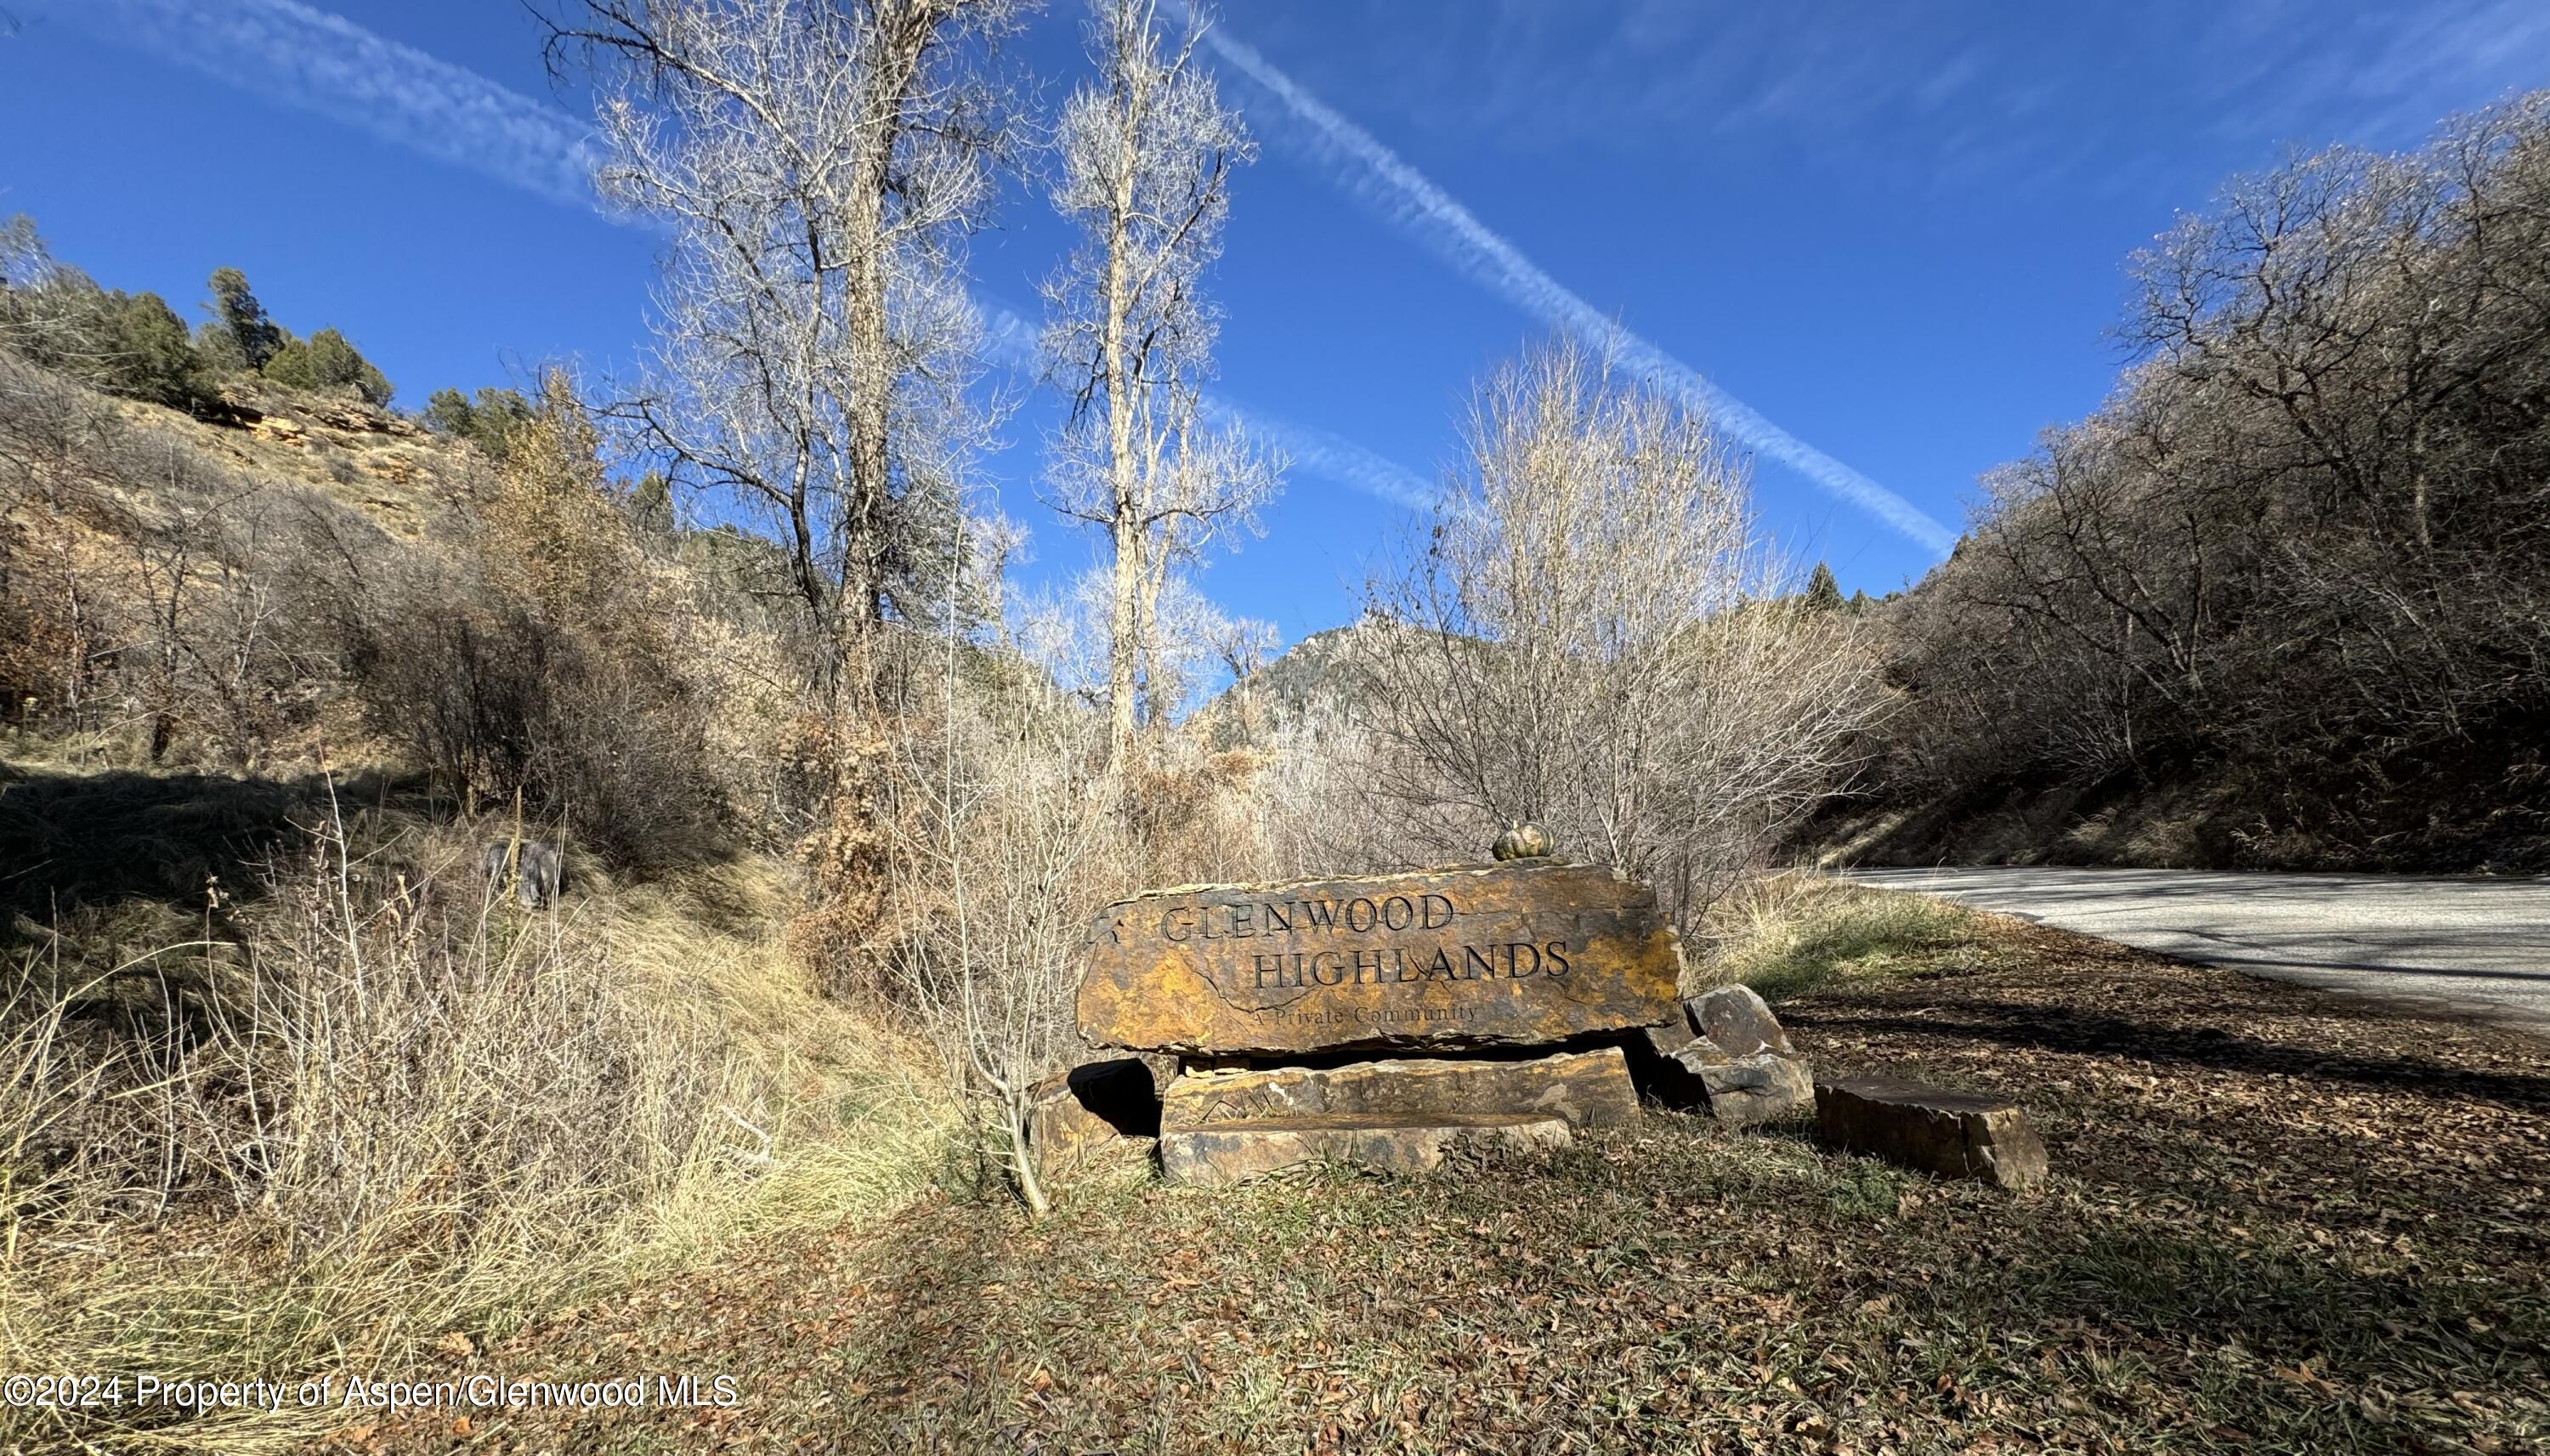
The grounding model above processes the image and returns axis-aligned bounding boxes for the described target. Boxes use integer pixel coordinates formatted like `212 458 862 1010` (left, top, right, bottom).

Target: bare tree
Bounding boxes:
1041 0 1276 771
1356 337 1882 925
881 518 1134 1217
549 0 1019 687
1878 94 2550 869
1015 561 1269 731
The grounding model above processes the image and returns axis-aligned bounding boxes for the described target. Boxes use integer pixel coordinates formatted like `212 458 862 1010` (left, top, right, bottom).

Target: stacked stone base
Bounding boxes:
1157 1046 1637 1186
1032 995 2057 1194
1162 1110 1574 1187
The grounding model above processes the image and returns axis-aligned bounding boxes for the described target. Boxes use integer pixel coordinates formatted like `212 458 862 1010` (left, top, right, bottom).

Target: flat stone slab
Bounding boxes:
1815 1074 2048 1189
1159 1111 1572 1187
1162 1047 1640 1132
1078 861 1681 1057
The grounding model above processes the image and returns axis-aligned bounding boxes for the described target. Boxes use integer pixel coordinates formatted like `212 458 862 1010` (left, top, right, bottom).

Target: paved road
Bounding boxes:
1844 866 2550 1034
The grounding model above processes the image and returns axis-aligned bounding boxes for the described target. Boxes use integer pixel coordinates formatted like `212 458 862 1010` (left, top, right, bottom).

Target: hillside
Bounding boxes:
1805 99 2550 878
0 252 949 1454
1194 616 1376 746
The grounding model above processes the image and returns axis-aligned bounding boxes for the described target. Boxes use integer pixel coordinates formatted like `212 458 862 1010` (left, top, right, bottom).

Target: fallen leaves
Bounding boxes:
361 916 2550 1454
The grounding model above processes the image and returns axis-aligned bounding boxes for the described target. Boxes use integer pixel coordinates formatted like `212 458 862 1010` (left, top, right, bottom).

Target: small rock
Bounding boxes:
1815 1074 2048 1189
1689 983 1795 1058
1623 984 1814 1125
1690 1049 1816 1126
1159 1111 1572 1187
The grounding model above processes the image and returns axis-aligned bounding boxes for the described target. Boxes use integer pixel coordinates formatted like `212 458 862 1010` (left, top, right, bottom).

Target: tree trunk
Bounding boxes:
1006 1093 1051 1220
1101 124 1143 777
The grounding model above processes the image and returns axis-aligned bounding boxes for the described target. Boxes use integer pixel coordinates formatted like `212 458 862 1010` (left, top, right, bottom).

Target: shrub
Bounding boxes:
350 377 723 868
0 220 216 416
1352 337 1884 927
422 384 535 461
91 291 216 412
262 326 393 405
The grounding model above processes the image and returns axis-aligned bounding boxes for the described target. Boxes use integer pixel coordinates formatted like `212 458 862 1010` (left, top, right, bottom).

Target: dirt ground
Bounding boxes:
351 915 2550 1455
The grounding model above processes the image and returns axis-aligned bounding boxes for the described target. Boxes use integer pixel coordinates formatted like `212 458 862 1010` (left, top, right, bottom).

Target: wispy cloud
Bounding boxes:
1196 19 1958 554
1225 1 2550 201
59 0 598 208
1196 397 1434 511
46 1 1434 509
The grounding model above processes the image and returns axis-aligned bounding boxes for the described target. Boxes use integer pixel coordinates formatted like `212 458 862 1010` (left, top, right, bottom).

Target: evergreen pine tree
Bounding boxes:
1802 561 1845 613
96 291 214 412
205 267 284 371
263 326 394 405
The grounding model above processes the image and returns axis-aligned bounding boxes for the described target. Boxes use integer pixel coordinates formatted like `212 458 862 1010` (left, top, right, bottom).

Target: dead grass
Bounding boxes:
1697 872 1992 1002
353 897 2550 1455
0 808 949 1456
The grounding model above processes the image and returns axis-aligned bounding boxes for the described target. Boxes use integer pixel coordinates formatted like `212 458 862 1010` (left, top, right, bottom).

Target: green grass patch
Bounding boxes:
1701 873 1985 1002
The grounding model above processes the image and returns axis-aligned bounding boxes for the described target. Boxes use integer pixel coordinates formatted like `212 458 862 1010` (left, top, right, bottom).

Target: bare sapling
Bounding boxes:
881 512 1133 1216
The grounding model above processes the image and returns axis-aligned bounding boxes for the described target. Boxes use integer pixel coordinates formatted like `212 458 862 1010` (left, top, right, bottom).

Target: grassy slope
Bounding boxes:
3 371 953 1454
351 887 2549 1455
1 838 945 1455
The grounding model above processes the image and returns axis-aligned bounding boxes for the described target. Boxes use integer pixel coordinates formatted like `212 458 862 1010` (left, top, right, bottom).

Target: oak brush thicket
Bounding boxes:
1849 95 2550 871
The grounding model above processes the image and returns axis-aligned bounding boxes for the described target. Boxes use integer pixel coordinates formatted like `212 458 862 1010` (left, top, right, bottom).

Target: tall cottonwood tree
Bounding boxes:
548 0 1017 686
1042 0 1276 771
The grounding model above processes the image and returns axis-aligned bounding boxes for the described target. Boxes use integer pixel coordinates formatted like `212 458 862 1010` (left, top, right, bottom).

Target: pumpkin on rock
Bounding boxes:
1491 822 1556 861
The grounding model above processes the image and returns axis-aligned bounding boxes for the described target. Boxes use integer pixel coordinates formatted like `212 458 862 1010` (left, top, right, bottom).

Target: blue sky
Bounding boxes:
5 0 2547 649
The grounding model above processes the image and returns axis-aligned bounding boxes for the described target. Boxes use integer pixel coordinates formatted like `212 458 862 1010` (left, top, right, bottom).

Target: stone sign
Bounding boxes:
1077 860 1680 1057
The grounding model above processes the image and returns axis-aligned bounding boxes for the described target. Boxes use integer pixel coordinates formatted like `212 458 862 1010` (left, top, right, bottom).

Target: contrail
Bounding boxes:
1195 21 1958 553
1195 397 1433 512
57 0 598 208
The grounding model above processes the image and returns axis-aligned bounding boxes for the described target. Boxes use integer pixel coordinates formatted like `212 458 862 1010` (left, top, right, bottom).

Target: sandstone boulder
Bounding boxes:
1623 984 1814 1125
1078 860 1681 1057
1162 1047 1640 1133
1159 1111 1572 1187
1815 1075 2048 1190
1690 983 1795 1058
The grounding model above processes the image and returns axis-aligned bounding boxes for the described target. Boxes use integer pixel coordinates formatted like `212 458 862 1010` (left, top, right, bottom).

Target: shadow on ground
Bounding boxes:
0 763 360 942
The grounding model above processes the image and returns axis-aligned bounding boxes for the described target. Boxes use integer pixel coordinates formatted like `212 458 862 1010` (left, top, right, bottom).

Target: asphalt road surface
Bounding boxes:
1845 866 2550 1034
